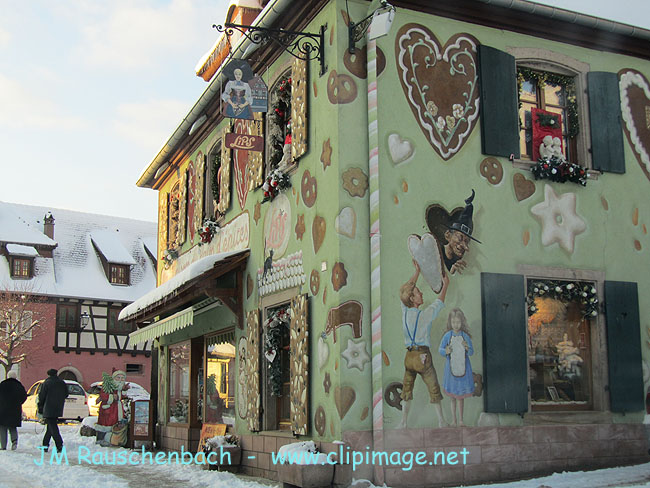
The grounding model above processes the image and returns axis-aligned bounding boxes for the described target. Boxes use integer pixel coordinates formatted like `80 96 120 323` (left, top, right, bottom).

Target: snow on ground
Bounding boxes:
0 422 648 488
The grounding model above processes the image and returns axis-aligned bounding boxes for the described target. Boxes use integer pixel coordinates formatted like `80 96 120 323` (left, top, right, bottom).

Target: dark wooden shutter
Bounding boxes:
290 294 309 435
481 272 528 413
588 72 625 173
246 309 261 431
604 281 644 412
478 45 520 159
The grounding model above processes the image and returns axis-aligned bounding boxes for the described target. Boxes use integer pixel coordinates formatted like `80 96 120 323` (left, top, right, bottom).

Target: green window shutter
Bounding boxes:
588 72 625 173
481 272 528 413
604 281 644 412
478 45 520 159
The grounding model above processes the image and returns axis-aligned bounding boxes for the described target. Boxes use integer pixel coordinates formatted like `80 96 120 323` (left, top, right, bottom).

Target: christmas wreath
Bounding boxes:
531 155 588 186
198 219 220 245
527 279 598 318
263 306 291 397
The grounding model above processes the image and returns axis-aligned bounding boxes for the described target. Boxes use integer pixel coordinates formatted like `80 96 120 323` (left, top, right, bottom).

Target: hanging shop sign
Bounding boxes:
225 132 265 152
221 59 268 120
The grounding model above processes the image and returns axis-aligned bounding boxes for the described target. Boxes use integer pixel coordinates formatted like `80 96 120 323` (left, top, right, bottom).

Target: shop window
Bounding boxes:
517 68 578 163
108 307 132 334
481 270 644 415
527 279 595 410
10 257 32 279
109 264 129 285
203 331 235 426
57 304 79 331
168 341 190 423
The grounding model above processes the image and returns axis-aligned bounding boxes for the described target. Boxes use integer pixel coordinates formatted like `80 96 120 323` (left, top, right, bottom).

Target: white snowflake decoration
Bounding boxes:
341 338 370 372
531 184 586 253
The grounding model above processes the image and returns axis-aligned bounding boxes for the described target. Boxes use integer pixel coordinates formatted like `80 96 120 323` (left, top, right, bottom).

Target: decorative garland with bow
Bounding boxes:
262 168 291 203
527 279 599 318
531 155 588 186
198 219 220 245
263 306 290 397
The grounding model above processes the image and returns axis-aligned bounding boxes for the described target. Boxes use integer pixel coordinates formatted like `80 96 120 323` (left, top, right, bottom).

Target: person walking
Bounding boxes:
37 369 68 453
0 371 27 450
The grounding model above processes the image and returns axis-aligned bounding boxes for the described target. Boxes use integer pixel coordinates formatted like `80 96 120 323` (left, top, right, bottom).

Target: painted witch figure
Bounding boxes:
438 308 475 426
442 190 481 275
397 259 450 428
95 369 130 447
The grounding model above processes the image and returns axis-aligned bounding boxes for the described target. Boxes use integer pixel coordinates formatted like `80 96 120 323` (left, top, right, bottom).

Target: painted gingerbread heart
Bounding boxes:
619 69 650 182
395 24 480 161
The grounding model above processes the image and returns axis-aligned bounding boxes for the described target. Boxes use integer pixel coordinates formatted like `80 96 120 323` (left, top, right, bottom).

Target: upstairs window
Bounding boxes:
10 257 32 279
518 68 578 163
109 264 129 285
108 307 132 334
57 304 79 331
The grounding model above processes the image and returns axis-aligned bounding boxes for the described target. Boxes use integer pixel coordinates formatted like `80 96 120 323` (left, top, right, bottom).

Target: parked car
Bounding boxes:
23 379 90 421
86 381 150 417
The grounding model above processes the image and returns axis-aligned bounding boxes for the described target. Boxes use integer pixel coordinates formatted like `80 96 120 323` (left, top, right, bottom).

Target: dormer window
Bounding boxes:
6 244 38 279
109 264 129 285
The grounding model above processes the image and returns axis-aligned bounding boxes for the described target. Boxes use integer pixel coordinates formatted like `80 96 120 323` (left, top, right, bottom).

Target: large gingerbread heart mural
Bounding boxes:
395 24 480 161
619 69 650 182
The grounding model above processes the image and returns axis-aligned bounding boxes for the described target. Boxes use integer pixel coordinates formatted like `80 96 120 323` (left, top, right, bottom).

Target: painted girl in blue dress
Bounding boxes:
439 308 475 426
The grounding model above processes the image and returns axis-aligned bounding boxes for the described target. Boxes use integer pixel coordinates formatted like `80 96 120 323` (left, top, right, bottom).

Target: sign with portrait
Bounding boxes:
221 60 267 120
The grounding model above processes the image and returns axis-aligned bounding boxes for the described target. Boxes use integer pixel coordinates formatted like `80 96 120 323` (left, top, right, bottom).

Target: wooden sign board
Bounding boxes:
129 400 153 445
197 423 227 453
225 132 264 152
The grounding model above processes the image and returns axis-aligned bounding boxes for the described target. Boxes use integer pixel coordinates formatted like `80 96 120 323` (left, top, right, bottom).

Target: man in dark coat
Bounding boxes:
37 368 68 452
0 371 27 450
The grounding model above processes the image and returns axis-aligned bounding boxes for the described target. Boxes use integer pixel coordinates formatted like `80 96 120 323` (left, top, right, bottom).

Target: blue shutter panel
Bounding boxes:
604 281 644 412
481 273 528 413
587 72 625 173
478 45 520 159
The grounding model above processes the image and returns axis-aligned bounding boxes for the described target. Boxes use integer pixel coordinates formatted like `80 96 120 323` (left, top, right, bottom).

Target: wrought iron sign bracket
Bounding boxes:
214 23 327 77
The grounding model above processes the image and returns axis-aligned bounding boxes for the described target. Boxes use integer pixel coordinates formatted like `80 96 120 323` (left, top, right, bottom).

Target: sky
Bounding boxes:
0 0 648 223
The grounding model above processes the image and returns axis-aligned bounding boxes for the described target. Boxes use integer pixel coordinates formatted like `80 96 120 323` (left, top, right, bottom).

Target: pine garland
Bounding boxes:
269 77 292 169
264 306 290 397
211 151 221 204
261 168 291 203
517 67 579 139
531 155 588 186
527 279 599 318
198 219 220 245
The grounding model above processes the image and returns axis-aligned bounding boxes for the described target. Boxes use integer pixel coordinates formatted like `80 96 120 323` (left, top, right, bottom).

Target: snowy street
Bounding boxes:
0 422 648 488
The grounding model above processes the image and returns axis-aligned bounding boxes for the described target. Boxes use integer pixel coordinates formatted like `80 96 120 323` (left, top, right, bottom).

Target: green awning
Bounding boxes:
129 307 194 345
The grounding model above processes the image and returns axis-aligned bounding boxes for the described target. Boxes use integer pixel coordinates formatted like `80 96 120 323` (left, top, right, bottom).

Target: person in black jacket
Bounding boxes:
0 371 27 450
37 369 68 452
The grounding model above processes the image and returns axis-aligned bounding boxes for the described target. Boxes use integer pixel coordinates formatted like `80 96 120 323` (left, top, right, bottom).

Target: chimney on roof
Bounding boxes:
43 212 55 239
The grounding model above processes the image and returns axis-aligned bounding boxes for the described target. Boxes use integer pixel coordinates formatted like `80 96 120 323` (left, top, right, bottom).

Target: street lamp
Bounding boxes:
80 311 90 330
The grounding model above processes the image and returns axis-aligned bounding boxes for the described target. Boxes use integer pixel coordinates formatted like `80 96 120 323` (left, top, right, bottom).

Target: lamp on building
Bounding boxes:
80 311 90 330
348 1 396 53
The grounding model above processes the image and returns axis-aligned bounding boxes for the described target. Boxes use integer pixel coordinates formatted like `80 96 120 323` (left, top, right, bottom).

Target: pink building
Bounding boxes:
0 201 156 393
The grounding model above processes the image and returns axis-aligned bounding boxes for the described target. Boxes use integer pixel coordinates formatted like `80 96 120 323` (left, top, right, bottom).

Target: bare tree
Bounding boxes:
0 284 46 376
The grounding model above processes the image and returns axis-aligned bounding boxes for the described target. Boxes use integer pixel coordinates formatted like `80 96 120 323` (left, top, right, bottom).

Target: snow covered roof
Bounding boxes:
6 244 39 257
142 236 158 260
0 201 157 303
0 201 57 247
90 230 137 265
120 249 249 321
